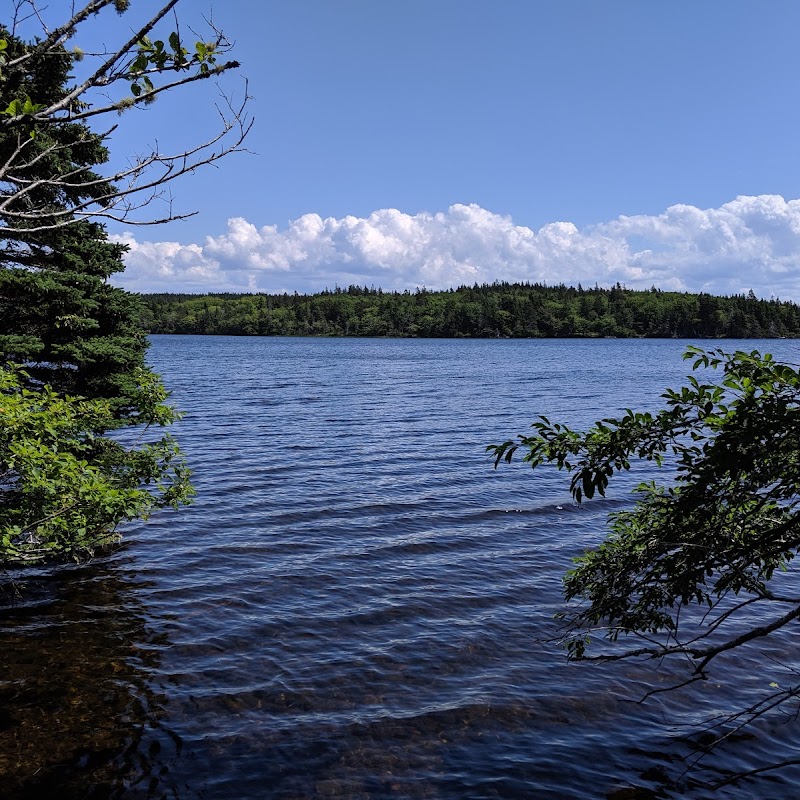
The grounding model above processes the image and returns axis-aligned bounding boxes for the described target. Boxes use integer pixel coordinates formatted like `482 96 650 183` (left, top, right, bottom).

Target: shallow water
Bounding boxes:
4 337 800 798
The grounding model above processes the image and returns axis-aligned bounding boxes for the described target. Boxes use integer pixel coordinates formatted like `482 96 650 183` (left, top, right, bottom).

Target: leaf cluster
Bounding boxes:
129 32 219 97
0 367 192 565
490 347 800 670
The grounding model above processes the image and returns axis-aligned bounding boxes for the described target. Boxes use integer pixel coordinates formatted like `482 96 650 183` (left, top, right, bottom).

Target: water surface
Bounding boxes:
4 337 800 798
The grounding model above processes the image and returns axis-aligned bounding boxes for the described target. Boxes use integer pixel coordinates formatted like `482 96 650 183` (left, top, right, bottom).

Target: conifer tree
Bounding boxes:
0 2 248 564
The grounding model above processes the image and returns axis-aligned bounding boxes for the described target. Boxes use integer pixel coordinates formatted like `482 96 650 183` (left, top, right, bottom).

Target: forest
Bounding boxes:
139 282 800 338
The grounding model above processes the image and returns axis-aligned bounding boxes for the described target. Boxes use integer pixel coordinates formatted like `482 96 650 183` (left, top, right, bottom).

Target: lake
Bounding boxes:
4 336 800 799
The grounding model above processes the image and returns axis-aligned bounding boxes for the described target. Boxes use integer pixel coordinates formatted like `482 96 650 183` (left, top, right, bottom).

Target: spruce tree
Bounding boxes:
0 30 151 407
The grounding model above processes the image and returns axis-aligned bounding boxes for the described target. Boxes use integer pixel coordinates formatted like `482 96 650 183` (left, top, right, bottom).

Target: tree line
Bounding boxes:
139 282 800 338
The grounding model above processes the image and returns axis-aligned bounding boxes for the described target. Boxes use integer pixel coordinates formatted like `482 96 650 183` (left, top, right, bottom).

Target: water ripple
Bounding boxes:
6 337 800 798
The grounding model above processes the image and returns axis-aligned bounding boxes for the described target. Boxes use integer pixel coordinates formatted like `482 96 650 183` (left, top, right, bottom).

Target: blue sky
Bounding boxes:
66 1 800 297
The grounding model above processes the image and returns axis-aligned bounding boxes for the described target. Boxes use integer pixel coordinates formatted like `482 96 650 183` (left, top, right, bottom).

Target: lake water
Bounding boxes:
4 336 800 799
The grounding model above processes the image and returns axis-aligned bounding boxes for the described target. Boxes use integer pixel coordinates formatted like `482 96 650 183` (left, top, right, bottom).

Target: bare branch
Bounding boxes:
692 603 800 674
26 1 180 121
0 0 253 236
62 59 242 124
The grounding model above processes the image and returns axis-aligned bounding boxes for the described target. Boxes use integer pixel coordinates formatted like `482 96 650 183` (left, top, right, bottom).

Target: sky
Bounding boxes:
58 1 800 298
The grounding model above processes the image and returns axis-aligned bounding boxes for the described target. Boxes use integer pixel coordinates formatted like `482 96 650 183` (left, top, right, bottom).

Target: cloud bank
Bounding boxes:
113 195 800 300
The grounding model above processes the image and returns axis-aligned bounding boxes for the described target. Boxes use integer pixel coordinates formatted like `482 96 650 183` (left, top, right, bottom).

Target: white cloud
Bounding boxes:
112 195 800 301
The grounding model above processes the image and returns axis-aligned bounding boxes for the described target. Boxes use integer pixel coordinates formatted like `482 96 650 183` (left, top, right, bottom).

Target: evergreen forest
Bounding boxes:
140 282 800 338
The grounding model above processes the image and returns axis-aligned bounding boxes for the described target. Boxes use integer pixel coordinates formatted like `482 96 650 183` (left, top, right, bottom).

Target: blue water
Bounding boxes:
4 337 800 799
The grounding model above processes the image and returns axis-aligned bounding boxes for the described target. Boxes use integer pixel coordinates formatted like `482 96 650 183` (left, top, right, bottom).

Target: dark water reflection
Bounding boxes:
0 557 180 799
5 337 800 798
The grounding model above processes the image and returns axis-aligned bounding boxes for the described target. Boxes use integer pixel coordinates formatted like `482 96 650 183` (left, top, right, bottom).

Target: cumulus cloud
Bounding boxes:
112 195 800 300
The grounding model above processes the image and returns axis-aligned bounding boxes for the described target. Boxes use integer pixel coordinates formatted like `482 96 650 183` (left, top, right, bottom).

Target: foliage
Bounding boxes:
0 367 192 565
139 283 800 339
489 346 800 684
0 1 248 566
0 219 154 405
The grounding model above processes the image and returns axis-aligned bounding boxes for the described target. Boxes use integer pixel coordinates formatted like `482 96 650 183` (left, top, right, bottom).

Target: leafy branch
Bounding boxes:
490 345 800 725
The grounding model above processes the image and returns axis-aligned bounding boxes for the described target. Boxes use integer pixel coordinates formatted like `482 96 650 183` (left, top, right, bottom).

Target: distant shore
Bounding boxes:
139 282 800 340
